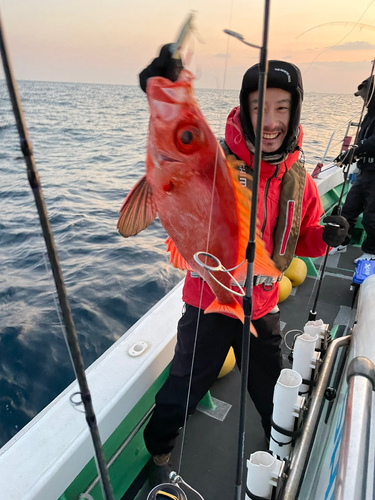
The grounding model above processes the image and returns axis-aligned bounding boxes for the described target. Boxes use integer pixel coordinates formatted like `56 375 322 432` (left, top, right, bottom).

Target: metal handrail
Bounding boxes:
282 335 351 499
333 357 375 500
321 112 360 164
332 274 375 499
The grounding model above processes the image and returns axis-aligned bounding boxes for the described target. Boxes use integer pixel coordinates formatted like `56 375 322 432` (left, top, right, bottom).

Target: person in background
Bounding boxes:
138 45 349 468
330 76 375 262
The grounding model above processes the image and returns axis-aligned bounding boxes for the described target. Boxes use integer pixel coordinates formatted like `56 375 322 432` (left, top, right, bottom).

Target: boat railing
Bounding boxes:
320 112 360 164
333 357 375 499
333 275 375 500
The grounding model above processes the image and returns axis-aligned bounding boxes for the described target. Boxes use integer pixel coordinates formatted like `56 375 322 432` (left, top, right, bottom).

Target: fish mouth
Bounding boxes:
153 151 182 169
158 153 180 163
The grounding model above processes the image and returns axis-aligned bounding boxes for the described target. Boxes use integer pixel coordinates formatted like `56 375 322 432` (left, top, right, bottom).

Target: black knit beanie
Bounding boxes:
239 60 303 162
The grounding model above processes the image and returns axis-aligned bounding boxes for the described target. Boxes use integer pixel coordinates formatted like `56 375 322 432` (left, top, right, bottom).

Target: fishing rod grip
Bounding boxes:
246 240 256 262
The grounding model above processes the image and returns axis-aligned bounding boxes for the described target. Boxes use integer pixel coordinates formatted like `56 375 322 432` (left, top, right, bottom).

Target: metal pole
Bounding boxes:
333 357 375 500
235 1 271 499
0 11 115 500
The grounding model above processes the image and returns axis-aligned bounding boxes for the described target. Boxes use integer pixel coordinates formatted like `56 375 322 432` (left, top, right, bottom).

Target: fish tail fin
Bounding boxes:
204 299 244 323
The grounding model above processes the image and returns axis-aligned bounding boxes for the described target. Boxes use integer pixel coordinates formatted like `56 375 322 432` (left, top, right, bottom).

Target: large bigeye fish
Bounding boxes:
117 70 280 323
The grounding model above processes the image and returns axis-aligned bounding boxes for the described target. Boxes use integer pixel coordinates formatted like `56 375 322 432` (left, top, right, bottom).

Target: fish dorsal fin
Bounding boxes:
226 157 280 279
165 236 194 271
117 175 157 237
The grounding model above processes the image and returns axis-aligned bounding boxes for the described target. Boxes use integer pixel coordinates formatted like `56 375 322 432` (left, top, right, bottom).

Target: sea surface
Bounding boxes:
0 80 361 448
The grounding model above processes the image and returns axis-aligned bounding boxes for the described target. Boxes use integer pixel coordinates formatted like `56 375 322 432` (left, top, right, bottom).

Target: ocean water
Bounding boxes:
0 80 361 448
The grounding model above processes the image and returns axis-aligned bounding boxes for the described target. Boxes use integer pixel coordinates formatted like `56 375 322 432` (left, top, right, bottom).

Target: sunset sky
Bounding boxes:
1 0 375 94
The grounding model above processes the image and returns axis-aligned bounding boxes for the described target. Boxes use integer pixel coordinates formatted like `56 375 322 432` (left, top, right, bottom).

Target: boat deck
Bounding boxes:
129 243 362 500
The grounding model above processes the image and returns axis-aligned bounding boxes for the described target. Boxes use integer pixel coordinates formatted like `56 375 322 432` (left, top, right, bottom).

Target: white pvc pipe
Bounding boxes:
270 369 302 459
246 451 276 499
303 319 326 349
292 333 318 394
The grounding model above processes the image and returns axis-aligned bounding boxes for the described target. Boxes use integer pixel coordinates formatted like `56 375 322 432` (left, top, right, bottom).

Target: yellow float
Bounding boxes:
218 346 236 378
284 257 307 287
278 275 292 303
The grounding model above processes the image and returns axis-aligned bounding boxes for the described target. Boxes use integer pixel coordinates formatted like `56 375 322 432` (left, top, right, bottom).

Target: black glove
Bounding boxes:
139 43 184 93
353 142 366 160
322 215 350 247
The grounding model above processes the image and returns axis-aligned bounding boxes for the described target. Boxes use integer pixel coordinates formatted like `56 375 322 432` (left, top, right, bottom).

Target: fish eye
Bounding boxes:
175 124 202 153
180 130 193 144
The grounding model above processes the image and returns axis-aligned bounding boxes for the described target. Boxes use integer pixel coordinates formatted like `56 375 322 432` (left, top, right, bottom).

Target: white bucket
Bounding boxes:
270 369 302 459
292 333 318 394
246 451 276 499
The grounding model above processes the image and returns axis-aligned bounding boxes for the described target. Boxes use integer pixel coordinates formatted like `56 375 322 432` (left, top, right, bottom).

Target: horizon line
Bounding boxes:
0 77 355 96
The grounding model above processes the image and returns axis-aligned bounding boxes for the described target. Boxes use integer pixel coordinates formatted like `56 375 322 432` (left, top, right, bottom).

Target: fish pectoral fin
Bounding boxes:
204 299 244 323
165 236 194 271
117 175 157 237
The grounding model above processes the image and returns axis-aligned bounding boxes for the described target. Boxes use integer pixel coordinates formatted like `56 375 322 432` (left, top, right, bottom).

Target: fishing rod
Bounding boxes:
308 58 375 322
0 11 115 500
225 1 271 499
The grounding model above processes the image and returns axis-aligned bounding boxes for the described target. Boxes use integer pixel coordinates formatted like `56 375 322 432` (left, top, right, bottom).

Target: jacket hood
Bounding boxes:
239 60 303 162
355 75 375 115
225 106 303 169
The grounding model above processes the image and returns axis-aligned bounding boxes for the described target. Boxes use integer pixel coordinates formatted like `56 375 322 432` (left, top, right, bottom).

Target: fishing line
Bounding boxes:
304 256 325 311
41 251 79 379
300 0 375 75
176 4 237 477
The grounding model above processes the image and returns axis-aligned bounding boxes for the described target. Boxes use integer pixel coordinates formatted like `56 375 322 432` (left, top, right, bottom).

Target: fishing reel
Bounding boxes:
147 471 204 500
334 146 358 167
147 483 187 500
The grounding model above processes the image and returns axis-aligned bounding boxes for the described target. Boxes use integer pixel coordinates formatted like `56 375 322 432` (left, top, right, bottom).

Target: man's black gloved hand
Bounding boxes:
139 43 184 93
322 215 350 247
353 143 366 160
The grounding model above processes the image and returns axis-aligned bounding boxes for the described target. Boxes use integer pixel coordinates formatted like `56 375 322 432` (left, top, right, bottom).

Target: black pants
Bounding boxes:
144 304 282 456
342 170 375 254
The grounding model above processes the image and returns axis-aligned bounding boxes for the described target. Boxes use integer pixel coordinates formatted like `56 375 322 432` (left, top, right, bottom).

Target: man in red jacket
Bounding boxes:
139 48 349 466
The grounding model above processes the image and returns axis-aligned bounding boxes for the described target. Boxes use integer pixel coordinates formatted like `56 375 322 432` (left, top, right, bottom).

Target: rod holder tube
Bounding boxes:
292 333 318 393
270 369 302 459
304 319 326 350
246 452 283 499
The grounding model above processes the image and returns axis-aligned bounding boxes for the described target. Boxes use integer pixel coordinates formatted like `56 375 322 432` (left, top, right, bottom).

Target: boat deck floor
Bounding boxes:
127 244 362 500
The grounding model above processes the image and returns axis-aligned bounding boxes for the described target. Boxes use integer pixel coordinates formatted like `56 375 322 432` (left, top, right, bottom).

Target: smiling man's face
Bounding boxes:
248 88 291 153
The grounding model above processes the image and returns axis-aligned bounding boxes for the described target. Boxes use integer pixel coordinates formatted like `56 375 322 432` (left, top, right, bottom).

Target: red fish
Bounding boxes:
117 70 280 322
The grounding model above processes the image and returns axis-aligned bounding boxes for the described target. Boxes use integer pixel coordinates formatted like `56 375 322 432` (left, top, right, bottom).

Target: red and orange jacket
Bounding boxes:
182 107 327 320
